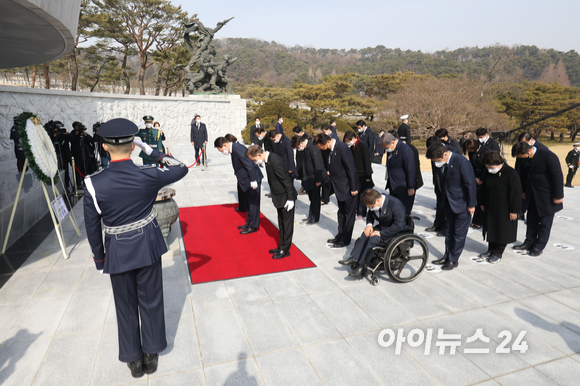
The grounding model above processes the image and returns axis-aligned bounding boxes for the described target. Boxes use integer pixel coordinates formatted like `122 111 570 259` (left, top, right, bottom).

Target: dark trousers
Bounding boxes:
110 260 167 363
336 195 358 245
322 180 333 204
237 183 247 212
352 234 391 267
357 196 368 217
443 202 471 264
393 192 415 216
433 188 446 230
276 206 295 252
307 186 321 222
194 147 203 165
244 186 261 229
525 197 554 251
566 167 577 186
487 242 507 257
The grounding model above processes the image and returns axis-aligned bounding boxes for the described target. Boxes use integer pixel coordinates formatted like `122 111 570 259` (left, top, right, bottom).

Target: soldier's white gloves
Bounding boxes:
133 137 153 156
250 181 258 190
570 165 574 169
284 200 294 211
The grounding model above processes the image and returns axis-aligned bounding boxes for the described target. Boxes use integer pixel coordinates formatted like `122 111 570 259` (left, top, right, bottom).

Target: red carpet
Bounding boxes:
180 204 316 284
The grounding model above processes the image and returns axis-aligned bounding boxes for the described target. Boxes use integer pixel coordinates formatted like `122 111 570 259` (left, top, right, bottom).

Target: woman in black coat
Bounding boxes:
344 131 374 218
480 151 522 264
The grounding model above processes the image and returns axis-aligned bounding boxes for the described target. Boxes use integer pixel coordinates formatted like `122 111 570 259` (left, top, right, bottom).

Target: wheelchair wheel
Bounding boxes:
384 234 429 283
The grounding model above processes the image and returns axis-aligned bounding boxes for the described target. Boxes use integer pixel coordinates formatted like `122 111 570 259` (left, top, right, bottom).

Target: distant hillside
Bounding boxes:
214 38 580 87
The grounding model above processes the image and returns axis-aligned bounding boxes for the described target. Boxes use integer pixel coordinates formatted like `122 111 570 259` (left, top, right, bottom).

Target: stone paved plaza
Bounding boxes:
1 143 580 386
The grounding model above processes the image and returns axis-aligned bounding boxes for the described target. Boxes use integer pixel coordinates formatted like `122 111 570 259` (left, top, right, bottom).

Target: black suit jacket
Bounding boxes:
301 141 328 190
397 123 412 143
408 143 424 190
514 141 548 192
328 140 358 201
441 153 477 214
250 125 264 147
190 121 208 148
232 142 263 192
366 195 406 240
481 137 500 153
352 140 373 190
359 128 375 156
526 148 564 216
386 140 416 195
266 152 298 208
276 135 297 177
374 135 385 158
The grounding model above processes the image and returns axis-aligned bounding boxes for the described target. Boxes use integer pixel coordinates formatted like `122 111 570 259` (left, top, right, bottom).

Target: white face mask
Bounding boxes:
370 205 381 212
385 147 394 153
256 121 260 126
478 136 487 143
358 128 364 133
279 119 283 123
274 138 280 144
255 159 263 165
347 141 355 147
196 120 200 125
257 136 265 141
488 167 501 174
434 161 446 168
145 123 152 129
297 146 305 152
222 149 229 156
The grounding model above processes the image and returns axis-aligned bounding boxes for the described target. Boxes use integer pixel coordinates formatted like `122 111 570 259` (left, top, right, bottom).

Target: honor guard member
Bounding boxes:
137 115 165 166
398 115 412 144
84 118 188 378
565 143 580 188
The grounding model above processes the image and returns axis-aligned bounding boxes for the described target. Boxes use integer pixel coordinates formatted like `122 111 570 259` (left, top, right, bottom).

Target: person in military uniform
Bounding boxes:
84 118 188 378
565 143 580 188
10 116 26 172
136 116 165 166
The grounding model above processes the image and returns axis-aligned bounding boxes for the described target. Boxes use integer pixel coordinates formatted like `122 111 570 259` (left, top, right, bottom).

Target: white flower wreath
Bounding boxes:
23 116 59 183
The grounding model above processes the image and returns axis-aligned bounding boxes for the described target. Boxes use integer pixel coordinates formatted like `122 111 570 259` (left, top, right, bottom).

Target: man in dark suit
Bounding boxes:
339 189 406 277
513 132 549 218
398 115 412 144
513 141 564 256
427 142 477 270
295 136 328 224
356 120 375 158
373 130 385 164
84 119 188 378
249 117 264 148
314 133 359 248
320 125 338 205
275 115 284 134
565 143 580 187
190 114 208 166
247 145 297 259
270 130 297 180
292 126 305 187
215 136 263 234
380 133 417 215
322 124 340 142
476 127 500 152
435 128 462 153
344 131 374 219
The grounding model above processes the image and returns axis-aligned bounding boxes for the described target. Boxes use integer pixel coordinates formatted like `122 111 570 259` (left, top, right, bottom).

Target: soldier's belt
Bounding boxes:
104 212 155 235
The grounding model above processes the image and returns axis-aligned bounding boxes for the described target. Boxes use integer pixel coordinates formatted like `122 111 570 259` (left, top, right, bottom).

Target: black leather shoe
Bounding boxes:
478 251 492 259
512 243 532 251
273 250 290 259
349 267 364 278
240 227 258 235
329 242 348 249
432 257 448 265
268 248 280 254
304 219 317 225
235 208 246 213
237 224 249 230
143 353 158 375
528 248 543 257
436 231 447 237
487 254 501 264
327 238 337 244
442 261 458 270
127 357 144 378
425 226 439 232
338 257 356 265
265 193 272 198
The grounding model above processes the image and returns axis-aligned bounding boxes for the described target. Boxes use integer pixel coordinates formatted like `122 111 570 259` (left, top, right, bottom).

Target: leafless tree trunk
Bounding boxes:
44 63 50 89
31 65 37 88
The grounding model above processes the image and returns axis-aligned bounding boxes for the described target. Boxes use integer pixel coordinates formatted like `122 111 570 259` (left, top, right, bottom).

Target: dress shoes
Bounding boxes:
127 357 144 378
304 219 317 225
348 267 364 278
265 193 272 198
237 224 249 230
268 247 280 254
512 243 532 251
478 251 492 259
442 261 458 270
240 227 258 235
327 238 337 244
486 254 501 264
338 257 357 265
143 353 158 375
528 248 543 257
431 257 448 265
436 231 447 237
273 250 290 259
565 185 574 188
329 241 348 249
424 226 439 232
235 208 246 213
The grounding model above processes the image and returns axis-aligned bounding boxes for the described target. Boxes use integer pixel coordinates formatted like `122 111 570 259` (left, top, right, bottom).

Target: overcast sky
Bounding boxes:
174 0 580 53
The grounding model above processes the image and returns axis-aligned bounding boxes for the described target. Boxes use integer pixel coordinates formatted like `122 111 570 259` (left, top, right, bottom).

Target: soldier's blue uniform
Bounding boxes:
83 119 188 371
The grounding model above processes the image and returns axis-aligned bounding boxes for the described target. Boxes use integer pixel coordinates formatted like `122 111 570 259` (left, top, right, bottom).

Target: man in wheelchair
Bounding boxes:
339 189 406 278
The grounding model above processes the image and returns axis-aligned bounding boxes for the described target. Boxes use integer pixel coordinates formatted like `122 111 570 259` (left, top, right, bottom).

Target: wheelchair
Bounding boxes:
353 216 429 285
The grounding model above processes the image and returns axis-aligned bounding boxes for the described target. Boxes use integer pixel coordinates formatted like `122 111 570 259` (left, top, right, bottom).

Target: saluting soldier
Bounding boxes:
84 118 188 378
136 115 165 166
565 143 580 188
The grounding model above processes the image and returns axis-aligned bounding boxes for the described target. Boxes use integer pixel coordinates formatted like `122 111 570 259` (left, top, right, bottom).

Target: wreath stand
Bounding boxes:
1 158 82 259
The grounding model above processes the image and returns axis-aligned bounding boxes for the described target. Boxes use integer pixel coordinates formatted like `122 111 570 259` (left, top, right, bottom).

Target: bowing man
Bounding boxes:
380 133 417 215
339 189 406 278
314 133 358 249
513 141 564 256
215 135 263 234
343 130 374 219
270 130 297 180
247 145 297 259
356 120 375 158
427 142 477 271
295 135 329 224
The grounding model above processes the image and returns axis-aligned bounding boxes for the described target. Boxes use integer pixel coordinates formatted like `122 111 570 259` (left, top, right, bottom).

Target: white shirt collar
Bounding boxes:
330 139 336 152
264 151 270 163
446 151 453 165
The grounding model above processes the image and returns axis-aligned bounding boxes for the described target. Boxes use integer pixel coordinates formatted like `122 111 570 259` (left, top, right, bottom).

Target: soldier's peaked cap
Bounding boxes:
99 118 138 144
143 115 154 121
